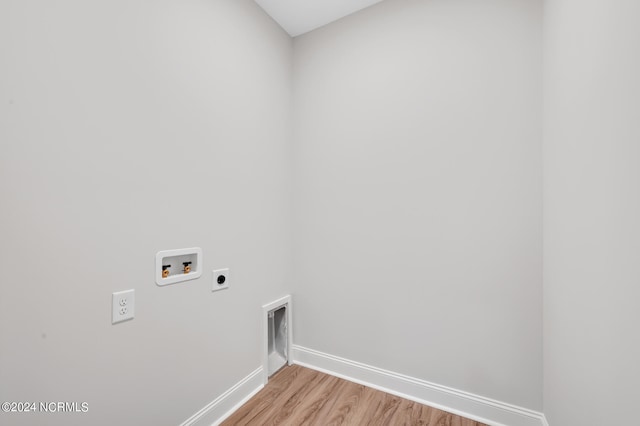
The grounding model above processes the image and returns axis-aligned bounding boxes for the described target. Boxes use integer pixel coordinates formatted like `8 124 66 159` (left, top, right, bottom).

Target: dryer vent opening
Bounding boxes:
267 305 288 376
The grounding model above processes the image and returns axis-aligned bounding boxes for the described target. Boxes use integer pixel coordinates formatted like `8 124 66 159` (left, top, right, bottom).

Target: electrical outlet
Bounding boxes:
112 289 135 324
212 268 230 292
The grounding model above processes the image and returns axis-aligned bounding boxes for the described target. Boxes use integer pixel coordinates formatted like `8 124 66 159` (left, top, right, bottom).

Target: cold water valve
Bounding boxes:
162 265 171 278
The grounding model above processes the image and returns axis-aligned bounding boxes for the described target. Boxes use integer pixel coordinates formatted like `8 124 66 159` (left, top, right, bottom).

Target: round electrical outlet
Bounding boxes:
212 268 230 292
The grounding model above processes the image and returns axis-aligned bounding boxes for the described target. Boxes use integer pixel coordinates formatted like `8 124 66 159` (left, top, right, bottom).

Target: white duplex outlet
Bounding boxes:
112 289 135 324
212 268 230 292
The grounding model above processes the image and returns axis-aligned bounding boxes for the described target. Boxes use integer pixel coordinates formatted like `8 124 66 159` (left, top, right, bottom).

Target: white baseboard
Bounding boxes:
180 367 264 426
541 414 550 426
292 345 546 426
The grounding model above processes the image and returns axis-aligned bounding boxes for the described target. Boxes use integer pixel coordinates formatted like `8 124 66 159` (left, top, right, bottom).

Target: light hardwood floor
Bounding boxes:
222 365 487 425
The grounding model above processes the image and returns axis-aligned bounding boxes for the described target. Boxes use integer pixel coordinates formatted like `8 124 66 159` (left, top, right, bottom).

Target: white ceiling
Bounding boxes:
255 0 385 37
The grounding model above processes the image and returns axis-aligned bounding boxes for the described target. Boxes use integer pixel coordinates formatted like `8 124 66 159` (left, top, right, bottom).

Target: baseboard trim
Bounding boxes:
180 367 263 426
292 345 545 426
541 414 550 426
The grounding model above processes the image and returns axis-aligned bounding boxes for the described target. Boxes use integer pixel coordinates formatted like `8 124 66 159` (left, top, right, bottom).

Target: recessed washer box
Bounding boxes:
155 247 203 286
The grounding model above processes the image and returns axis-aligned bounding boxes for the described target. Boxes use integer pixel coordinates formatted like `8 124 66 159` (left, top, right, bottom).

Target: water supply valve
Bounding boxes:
162 265 171 278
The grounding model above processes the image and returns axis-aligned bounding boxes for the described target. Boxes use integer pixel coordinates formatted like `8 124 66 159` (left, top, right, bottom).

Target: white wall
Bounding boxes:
0 1 292 425
543 0 640 424
293 0 543 410
12 0 640 423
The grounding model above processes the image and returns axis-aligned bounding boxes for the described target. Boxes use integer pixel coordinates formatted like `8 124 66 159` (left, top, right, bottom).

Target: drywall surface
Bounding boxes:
293 0 543 410
543 0 640 424
0 1 292 425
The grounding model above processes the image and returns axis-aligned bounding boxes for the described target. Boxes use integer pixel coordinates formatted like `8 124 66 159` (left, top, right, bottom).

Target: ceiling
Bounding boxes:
255 0 385 37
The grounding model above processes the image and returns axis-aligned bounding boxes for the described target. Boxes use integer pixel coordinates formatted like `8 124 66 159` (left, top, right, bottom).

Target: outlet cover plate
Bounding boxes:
212 268 230 292
112 289 135 324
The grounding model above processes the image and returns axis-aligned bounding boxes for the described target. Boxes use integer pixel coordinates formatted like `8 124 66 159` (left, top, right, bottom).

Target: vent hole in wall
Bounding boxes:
268 306 288 377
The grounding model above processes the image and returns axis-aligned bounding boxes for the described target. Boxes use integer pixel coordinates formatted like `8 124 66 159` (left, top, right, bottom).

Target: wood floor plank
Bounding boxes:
221 365 488 426
367 391 403 425
391 399 427 426
270 370 340 425
306 378 361 426
338 382 380 424
223 366 316 426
